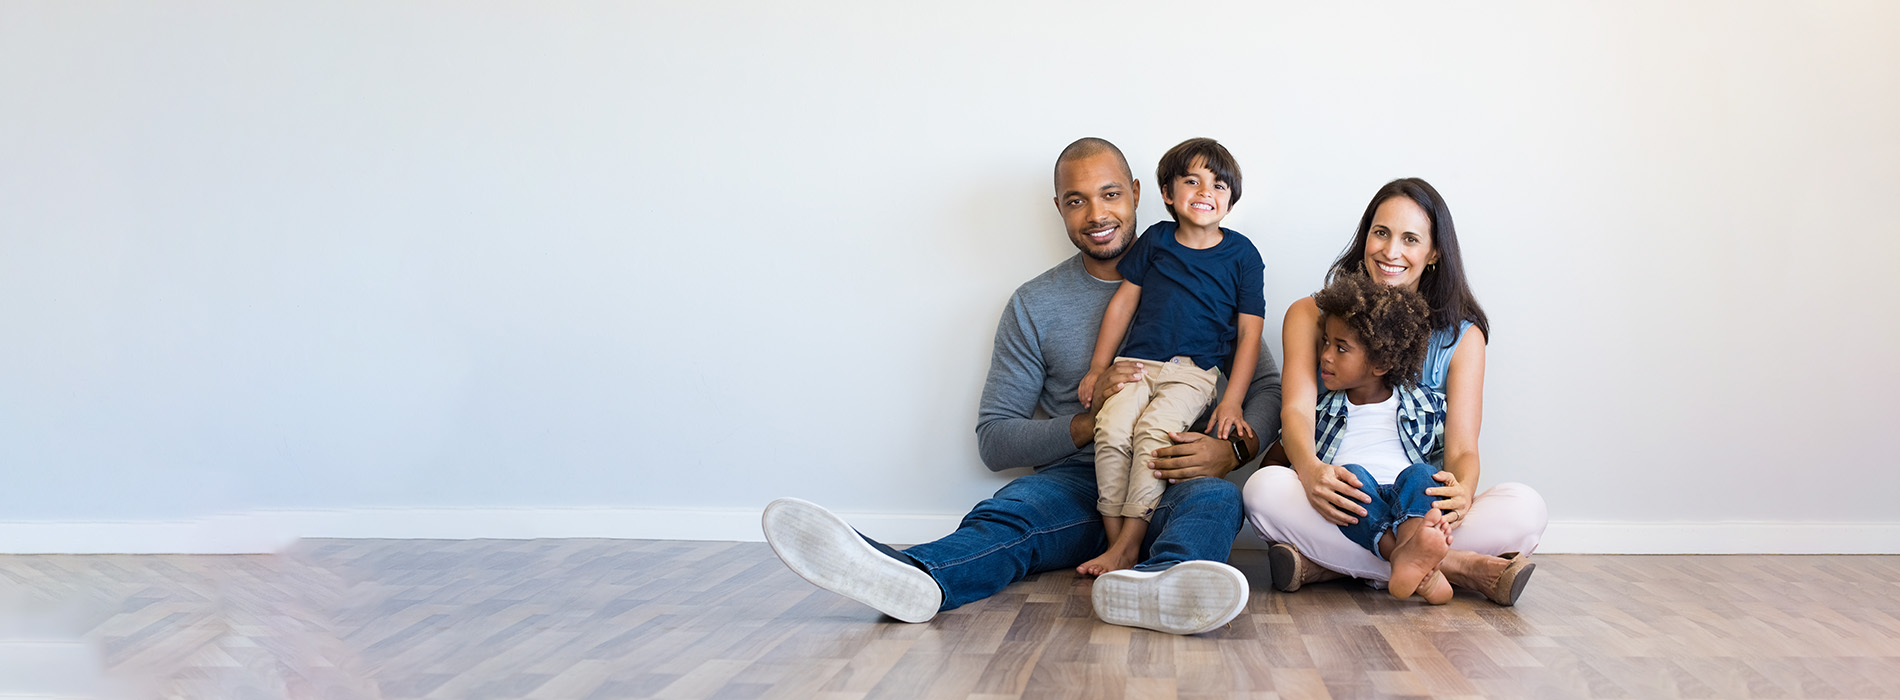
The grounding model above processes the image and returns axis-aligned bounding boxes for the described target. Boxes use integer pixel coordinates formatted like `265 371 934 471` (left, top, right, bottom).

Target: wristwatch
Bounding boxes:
1226 432 1254 465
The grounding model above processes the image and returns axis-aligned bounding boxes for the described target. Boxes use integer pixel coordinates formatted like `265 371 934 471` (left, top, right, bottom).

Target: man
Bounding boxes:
762 138 1283 635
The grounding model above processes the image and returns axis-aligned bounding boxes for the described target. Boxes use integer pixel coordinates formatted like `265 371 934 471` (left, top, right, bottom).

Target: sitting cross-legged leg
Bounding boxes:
1336 463 1452 603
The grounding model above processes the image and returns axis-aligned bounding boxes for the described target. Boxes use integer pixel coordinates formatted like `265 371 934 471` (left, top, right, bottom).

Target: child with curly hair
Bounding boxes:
1311 273 1454 603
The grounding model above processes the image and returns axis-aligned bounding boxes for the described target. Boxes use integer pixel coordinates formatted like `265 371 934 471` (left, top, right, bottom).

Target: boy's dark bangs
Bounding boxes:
1193 147 1241 189
1156 138 1243 207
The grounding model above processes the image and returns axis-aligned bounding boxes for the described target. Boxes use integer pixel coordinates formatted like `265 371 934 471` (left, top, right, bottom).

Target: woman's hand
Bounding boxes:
1206 401 1252 441
1427 470 1476 530
1295 460 1371 526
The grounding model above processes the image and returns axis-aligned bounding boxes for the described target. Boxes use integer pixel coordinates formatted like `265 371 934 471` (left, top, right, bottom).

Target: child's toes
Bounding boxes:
1418 570 1453 605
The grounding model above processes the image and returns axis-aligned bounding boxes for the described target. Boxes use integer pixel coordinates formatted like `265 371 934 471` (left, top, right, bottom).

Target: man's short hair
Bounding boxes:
1054 137 1133 191
1155 138 1242 219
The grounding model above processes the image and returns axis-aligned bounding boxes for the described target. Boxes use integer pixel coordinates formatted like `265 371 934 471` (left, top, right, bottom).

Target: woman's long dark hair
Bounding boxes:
1326 178 1489 345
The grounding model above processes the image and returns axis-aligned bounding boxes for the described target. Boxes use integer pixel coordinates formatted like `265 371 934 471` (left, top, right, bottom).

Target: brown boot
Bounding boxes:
1484 552 1536 606
1267 543 1346 592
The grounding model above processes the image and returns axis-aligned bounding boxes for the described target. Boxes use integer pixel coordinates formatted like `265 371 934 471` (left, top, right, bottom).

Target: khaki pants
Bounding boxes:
1093 356 1222 520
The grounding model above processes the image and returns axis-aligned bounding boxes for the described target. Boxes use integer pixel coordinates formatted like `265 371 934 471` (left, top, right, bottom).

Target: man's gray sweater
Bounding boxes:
975 254 1284 471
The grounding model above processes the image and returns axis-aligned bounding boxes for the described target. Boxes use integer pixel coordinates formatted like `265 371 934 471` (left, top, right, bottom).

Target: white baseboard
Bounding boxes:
1535 521 1900 554
0 508 1895 555
0 507 968 554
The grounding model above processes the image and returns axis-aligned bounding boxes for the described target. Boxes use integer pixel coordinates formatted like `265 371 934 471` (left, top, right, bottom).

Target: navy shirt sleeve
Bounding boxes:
1235 236 1266 317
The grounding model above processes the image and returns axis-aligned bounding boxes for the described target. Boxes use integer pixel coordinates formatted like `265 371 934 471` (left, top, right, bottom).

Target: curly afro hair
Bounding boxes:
1313 274 1433 389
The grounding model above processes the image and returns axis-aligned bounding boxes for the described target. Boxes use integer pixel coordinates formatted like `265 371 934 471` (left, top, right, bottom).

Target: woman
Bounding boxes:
1243 178 1547 605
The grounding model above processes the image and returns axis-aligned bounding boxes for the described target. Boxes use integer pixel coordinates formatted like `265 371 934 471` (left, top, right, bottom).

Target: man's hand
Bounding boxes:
1070 360 1147 447
1149 431 1241 483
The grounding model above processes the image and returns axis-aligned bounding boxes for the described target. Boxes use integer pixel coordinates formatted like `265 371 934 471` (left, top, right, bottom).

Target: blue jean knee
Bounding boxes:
1335 463 1441 561
899 462 1105 611
1388 462 1442 522
1135 475 1243 572
898 463 1243 611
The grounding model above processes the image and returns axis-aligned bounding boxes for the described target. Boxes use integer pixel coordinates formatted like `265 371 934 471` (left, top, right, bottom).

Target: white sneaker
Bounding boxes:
1091 560 1249 635
761 497 942 623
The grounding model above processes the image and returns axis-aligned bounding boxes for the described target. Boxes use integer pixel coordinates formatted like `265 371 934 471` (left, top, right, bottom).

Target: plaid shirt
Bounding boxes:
1313 384 1447 468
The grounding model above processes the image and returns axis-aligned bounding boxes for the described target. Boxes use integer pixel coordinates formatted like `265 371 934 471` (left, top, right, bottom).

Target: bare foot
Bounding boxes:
1076 548 1141 577
1440 548 1509 592
1413 517 1455 604
1416 567 1453 604
1078 517 1147 576
1386 510 1453 600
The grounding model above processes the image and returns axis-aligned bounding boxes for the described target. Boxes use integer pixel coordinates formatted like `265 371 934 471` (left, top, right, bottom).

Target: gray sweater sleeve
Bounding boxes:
1239 340 1284 457
974 292 1088 472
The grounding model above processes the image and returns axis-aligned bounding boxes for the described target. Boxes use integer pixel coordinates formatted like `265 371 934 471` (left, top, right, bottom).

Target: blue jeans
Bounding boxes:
892 460 1243 611
1336 463 1441 561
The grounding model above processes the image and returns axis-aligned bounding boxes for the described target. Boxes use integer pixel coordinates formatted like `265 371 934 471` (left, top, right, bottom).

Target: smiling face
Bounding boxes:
1054 151 1140 261
1317 315 1386 396
1161 157 1232 230
1362 195 1439 291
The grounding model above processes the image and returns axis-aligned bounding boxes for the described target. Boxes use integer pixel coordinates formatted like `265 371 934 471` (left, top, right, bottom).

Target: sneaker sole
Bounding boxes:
761 497 941 623
1091 560 1249 635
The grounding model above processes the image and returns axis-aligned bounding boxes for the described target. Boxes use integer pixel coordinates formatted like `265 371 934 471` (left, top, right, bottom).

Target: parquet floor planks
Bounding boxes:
0 540 1896 699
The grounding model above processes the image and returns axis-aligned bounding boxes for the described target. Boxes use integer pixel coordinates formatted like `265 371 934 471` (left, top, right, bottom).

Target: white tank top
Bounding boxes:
1329 393 1411 483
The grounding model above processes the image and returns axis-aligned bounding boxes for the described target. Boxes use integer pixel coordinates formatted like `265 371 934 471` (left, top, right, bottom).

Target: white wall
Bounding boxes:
2 1 1896 551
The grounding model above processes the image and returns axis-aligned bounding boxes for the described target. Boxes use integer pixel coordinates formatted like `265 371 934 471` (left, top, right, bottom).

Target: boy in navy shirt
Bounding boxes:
1076 138 1265 575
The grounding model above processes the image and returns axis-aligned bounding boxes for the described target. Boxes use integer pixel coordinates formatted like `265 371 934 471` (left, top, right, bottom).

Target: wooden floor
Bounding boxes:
1 540 1897 699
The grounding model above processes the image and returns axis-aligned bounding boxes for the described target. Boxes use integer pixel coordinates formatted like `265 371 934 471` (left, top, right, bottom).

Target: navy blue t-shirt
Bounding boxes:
1115 221 1267 372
